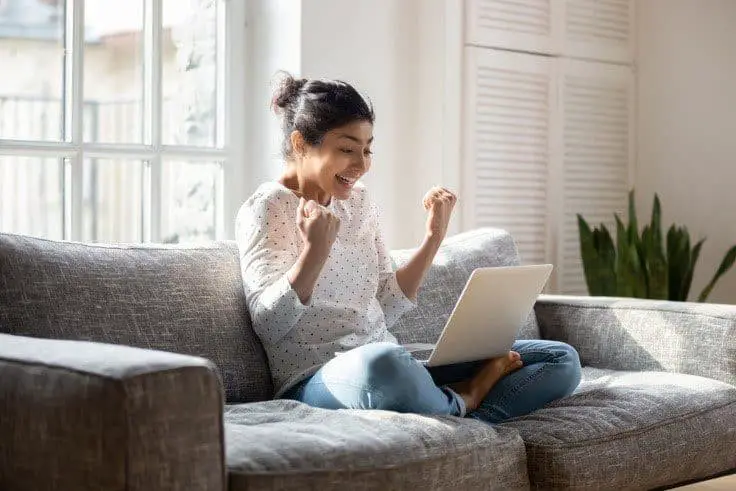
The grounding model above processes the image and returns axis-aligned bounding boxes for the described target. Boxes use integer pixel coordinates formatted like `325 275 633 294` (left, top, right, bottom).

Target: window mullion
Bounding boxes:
0 140 77 157
66 0 85 241
144 0 163 242
216 0 227 150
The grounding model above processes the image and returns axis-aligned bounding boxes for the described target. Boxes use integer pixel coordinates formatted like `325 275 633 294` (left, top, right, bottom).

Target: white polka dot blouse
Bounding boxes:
235 181 416 397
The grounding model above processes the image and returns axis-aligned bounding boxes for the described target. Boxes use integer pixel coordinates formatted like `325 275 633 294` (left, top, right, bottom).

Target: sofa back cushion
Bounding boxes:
389 228 541 346
0 233 272 403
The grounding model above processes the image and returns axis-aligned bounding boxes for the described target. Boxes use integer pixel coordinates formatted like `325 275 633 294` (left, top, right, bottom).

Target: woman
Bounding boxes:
236 73 581 423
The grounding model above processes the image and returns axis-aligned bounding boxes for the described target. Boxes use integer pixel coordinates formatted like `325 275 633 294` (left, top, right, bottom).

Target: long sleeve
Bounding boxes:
374 214 416 328
235 182 414 397
235 194 308 345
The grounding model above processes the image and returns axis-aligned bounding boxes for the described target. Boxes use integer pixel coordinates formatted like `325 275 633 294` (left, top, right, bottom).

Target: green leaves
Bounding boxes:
684 239 704 301
578 190 736 302
698 245 736 302
615 213 645 297
640 195 668 300
578 215 617 296
665 225 699 301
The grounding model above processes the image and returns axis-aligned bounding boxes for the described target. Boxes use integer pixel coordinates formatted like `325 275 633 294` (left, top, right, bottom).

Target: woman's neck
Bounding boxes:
280 165 331 206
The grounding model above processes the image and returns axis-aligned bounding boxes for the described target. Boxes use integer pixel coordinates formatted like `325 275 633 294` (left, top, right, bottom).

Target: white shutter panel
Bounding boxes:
560 59 633 294
463 48 554 265
564 0 633 63
465 0 562 55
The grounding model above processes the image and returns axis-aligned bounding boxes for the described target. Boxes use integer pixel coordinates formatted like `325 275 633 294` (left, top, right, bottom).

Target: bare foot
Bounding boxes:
449 351 523 412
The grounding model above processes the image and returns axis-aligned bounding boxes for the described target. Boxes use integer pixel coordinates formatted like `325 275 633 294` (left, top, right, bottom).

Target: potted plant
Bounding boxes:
577 191 736 302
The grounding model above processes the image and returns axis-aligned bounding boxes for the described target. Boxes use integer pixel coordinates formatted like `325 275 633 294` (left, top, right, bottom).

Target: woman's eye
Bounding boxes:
364 149 373 156
340 148 353 154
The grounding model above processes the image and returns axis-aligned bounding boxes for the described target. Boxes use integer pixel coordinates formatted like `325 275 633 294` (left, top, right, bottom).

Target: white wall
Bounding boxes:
637 0 736 303
244 0 301 194
246 0 450 249
301 0 410 247
244 0 736 300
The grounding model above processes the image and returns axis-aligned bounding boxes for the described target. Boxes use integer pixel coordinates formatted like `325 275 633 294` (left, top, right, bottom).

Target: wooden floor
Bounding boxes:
672 474 736 490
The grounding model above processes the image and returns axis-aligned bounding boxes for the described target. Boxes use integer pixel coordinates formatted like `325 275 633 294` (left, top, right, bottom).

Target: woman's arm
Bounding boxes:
395 235 442 301
287 242 330 305
288 197 340 304
236 197 307 346
395 187 457 300
236 195 337 345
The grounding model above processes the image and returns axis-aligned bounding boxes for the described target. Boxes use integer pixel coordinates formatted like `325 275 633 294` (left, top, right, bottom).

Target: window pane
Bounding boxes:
0 1 65 141
82 159 144 242
84 0 144 143
162 0 219 147
161 160 220 243
0 156 63 238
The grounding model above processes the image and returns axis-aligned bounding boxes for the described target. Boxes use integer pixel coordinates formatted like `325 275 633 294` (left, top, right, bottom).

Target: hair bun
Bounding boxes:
272 72 307 113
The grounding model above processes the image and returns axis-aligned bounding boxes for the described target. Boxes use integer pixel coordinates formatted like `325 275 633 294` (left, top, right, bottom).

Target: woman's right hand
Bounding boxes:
296 197 340 254
288 197 339 305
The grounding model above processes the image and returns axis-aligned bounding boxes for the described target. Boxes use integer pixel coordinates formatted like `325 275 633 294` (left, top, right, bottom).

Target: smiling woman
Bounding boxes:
234 71 581 423
270 72 375 205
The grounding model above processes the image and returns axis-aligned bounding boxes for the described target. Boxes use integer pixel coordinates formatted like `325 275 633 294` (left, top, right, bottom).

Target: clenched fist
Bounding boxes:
296 197 340 255
423 186 457 240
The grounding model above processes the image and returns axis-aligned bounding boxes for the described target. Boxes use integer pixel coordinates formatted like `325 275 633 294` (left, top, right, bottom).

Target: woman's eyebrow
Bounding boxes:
337 134 374 144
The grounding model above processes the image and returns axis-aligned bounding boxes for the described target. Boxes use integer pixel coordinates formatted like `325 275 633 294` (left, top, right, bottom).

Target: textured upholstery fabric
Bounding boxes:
0 334 225 491
0 233 271 402
502 367 736 490
535 295 736 386
5 229 736 491
390 228 540 346
224 400 529 491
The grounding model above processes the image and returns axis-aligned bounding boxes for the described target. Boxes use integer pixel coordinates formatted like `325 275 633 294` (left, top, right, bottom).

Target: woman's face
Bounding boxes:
300 120 373 202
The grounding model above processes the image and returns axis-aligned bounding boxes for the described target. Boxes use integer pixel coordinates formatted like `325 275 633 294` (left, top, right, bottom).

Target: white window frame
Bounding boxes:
0 0 247 242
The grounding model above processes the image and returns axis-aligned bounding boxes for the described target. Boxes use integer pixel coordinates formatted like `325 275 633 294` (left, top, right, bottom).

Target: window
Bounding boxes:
0 0 245 243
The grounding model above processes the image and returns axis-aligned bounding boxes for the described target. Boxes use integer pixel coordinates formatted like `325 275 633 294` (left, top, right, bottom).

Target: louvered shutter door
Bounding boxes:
564 0 634 63
560 59 633 294
463 48 554 265
465 0 562 55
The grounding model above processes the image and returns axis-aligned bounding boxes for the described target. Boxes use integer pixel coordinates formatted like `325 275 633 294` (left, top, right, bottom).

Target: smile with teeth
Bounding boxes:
336 174 357 186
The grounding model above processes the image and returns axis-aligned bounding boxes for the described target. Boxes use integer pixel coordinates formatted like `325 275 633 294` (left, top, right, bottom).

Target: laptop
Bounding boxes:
407 264 553 367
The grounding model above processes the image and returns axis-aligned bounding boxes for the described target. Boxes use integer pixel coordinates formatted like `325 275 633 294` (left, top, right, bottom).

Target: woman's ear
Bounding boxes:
290 130 306 158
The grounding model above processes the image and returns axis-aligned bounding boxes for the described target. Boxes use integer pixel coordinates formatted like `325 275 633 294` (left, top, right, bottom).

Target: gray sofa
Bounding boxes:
1 228 734 491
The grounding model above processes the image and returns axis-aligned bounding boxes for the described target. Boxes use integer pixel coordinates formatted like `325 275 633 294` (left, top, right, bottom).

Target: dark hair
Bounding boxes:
271 72 375 159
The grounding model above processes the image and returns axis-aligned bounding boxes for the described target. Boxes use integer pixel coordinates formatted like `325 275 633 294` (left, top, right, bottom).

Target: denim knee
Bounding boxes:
554 342 582 396
360 343 427 406
362 342 413 384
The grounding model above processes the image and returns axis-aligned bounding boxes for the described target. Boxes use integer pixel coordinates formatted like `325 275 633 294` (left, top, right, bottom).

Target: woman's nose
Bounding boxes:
357 155 370 172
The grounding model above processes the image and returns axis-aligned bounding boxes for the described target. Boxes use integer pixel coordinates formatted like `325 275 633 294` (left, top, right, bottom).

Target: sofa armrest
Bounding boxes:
534 295 736 386
0 333 225 491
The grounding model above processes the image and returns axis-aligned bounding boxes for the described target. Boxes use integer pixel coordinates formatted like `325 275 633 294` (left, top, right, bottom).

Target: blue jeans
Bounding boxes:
283 340 581 424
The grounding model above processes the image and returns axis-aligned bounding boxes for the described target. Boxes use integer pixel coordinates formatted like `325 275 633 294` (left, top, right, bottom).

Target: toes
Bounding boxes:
508 351 521 362
504 359 523 375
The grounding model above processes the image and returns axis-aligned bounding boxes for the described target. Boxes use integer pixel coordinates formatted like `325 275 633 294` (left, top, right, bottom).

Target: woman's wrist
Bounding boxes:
302 240 331 262
423 231 444 250
288 242 330 304
395 231 443 300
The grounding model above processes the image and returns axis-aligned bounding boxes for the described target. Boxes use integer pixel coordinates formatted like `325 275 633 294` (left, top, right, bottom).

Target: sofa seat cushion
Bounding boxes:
224 400 529 491
502 368 736 490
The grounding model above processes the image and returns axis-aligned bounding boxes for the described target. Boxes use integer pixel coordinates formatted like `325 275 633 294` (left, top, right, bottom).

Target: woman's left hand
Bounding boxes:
395 186 457 300
423 186 457 241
